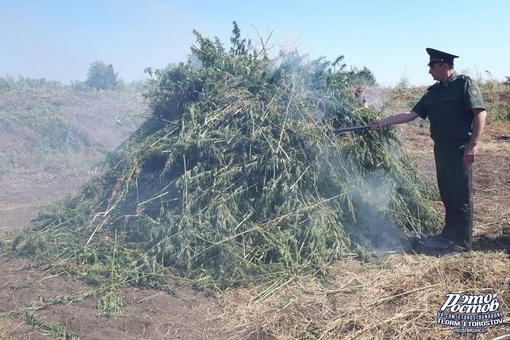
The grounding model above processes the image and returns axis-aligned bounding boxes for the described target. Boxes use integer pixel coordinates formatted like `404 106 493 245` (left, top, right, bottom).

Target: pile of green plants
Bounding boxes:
8 24 440 289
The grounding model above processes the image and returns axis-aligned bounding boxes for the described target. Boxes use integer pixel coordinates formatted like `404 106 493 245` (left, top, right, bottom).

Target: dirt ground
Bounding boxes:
1 120 509 339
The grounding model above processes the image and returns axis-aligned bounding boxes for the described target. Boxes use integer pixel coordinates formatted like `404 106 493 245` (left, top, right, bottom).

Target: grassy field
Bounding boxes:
0 80 509 339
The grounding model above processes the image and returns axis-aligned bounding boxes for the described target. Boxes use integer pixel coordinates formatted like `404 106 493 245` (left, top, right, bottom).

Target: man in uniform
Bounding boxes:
368 48 487 252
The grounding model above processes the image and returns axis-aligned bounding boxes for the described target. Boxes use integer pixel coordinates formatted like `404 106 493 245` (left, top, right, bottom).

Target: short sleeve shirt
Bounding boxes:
412 72 485 142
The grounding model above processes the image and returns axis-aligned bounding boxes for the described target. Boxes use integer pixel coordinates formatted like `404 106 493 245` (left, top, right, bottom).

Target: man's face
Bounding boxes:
428 62 449 81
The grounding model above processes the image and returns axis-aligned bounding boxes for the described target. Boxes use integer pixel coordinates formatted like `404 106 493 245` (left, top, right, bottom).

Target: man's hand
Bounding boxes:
368 120 385 131
463 145 477 164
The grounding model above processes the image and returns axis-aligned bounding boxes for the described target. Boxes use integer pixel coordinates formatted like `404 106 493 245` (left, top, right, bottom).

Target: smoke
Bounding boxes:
264 54 406 253
346 171 406 252
363 87 385 111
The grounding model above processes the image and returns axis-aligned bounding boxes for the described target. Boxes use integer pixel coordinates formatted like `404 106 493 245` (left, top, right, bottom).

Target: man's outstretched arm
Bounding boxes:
368 112 420 130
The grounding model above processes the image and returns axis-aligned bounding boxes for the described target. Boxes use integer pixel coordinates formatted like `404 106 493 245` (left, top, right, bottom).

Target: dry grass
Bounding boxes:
221 251 510 339
479 122 510 153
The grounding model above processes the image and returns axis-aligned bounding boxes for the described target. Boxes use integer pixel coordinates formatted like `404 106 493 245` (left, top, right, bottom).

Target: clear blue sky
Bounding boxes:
1 0 508 87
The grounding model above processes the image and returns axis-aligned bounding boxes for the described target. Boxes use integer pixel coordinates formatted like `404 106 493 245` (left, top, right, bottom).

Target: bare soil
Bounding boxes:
1 112 509 338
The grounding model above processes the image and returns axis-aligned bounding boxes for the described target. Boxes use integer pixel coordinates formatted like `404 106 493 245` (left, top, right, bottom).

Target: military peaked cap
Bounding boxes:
426 48 459 66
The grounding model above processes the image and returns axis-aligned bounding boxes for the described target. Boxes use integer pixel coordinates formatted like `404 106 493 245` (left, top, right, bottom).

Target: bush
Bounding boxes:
0 75 63 91
85 61 119 90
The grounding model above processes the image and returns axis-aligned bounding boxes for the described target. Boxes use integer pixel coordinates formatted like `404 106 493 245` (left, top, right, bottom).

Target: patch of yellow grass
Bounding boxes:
222 251 510 339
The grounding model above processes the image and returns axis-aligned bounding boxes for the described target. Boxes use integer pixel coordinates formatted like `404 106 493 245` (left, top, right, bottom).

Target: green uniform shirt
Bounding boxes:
412 71 485 142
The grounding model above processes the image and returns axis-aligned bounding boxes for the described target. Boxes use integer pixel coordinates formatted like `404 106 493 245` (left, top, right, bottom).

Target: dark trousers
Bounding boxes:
434 142 473 250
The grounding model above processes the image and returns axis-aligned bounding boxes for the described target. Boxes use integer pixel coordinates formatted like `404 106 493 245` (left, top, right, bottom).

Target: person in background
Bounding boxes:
354 86 368 108
368 48 487 252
